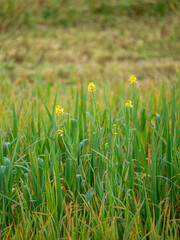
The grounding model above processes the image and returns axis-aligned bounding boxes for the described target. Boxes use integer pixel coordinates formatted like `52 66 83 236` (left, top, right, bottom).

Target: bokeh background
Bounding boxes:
0 0 180 83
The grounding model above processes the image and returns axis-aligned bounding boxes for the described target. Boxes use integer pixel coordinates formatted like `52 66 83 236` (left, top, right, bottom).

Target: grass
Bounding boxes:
0 72 180 239
0 14 180 82
0 0 180 30
0 1 180 82
0 0 180 239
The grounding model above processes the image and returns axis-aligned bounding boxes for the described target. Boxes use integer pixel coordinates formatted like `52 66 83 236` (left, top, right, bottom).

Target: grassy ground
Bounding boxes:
0 0 180 239
0 1 180 82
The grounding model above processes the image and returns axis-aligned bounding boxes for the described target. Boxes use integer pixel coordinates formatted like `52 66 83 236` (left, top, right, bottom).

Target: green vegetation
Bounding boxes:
0 0 180 239
0 0 180 30
0 74 179 239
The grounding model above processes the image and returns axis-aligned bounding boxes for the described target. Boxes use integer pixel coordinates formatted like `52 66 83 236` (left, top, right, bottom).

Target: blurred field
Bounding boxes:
0 1 180 239
0 0 180 81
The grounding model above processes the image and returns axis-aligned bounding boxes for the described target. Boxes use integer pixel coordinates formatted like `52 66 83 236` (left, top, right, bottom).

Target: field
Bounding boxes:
0 0 180 239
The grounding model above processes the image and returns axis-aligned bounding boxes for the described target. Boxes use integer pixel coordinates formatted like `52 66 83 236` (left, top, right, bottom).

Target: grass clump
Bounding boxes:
0 73 179 239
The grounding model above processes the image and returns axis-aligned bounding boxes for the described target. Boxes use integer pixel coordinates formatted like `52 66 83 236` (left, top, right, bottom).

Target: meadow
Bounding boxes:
0 0 180 239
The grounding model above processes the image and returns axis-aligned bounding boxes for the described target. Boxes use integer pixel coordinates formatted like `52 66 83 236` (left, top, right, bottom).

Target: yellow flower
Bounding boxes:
125 100 133 108
88 82 96 93
113 124 117 127
56 105 64 116
58 129 64 136
129 75 137 85
114 132 118 135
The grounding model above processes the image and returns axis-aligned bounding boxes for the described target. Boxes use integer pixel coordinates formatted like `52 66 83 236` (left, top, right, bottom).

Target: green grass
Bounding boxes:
0 72 179 239
0 0 180 30
0 1 180 238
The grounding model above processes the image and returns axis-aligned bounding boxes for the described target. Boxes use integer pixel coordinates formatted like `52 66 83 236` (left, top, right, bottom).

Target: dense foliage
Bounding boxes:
0 75 179 239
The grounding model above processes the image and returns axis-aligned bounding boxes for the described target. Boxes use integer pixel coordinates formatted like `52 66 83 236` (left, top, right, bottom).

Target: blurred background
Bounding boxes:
0 0 180 83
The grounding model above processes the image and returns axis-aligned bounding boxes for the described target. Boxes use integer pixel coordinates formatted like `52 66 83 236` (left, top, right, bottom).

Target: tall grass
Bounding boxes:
0 73 179 239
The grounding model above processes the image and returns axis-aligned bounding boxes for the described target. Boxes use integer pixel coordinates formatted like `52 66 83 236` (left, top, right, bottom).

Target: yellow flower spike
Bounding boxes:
58 129 64 136
114 132 118 135
125 100 133 108
129 75 137 85
113 124 117 127
88 82 96 93
56 105 64 116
